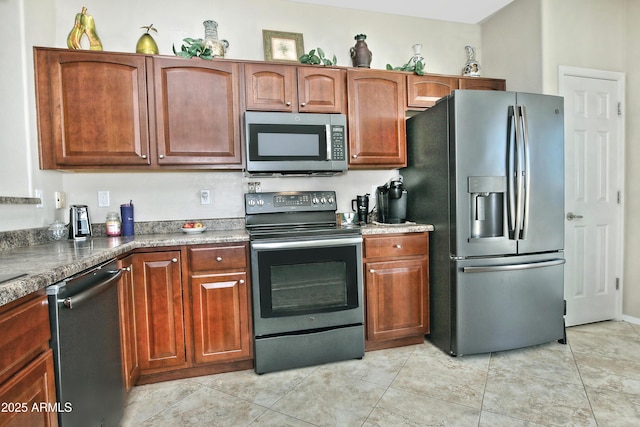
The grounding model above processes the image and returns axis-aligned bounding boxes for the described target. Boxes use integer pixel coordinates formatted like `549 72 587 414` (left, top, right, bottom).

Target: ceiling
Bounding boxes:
287 0 514 24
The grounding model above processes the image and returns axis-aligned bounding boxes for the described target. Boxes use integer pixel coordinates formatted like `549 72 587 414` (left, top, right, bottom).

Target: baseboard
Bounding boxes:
622 314 640 325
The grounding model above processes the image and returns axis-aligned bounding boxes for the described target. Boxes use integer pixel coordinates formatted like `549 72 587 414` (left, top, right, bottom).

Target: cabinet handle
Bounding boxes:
141 154 147 159
171 258 178 263
369 269 375 273
239 279 245 284
121 267 131 272
159 154 165 159
352 154 358 159
300 102 307 107
216 256 223 262
394 244 402 249
286 101 292 106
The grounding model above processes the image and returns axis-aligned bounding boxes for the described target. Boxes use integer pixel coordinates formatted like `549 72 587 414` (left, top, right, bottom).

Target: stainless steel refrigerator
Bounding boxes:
402 90 566 356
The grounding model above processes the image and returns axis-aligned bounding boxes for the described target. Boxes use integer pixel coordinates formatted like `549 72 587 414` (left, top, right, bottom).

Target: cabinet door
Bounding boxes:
34 48 150 168
118 256 139 391
244 63 296 111
459 77 506 91
151 57 242 166
407 74 458 109
347 69 407 167
133 251 187 373
365 257 429 343
0 350 57 427
297 67 346 113
190 272 252 364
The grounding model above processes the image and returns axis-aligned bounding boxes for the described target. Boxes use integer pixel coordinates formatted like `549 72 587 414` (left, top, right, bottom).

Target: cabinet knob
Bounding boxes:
141 154 147 159
369 269 375 273
216 256 223 262
300 102 307 107
352 154 358 159
171 258 178 263
239 279 245 284
394 244 402 249
159 154 165 159
286 101 292 106
121 267 131 272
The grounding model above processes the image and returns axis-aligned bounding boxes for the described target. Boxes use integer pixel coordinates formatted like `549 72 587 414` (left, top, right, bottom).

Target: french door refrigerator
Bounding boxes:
402 90 566 356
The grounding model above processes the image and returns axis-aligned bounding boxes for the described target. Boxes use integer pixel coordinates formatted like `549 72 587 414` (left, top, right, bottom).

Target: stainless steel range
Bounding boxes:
245 191 364 374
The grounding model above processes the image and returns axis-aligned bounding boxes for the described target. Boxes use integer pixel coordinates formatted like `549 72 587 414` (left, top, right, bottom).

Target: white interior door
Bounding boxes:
560 66 624 327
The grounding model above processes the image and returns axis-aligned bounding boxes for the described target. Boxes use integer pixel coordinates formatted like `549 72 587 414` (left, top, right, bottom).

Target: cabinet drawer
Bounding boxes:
364 233 428 259
189 244 247 272
0 296 50 383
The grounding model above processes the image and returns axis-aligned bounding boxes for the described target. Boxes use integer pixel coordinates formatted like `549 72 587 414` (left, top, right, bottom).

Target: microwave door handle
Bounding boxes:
325 124 332 161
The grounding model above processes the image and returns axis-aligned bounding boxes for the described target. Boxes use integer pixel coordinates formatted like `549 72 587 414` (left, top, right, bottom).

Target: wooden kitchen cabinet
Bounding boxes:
244 63 346 113
407 74 506 109
118 255 139 392
132 250 188 375
34 47 243 170
150 57 242 167
459 76 506 91
347 69 407 168
188 244 252 365
0 294 57 427
363 233 430 351
35 48 151 168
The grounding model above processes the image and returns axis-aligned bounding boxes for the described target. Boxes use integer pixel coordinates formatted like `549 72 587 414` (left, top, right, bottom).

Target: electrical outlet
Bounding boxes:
200 189 211 205
55 191 66 209
98 191 110 207
34 189 43 208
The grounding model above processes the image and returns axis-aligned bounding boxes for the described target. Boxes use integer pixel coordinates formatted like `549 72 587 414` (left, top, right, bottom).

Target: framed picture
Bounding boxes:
262 30 304 63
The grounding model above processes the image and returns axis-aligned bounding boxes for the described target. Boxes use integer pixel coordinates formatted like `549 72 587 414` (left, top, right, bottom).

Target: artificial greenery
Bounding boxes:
173 38 213 60
299 48 337 66
386 59 425 75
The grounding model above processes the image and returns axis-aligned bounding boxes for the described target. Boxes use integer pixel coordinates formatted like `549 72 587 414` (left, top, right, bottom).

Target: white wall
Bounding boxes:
0 0 482 229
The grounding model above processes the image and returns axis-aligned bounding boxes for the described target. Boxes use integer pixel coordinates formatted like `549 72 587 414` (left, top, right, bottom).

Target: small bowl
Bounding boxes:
181 226 207 234
48 221 68 240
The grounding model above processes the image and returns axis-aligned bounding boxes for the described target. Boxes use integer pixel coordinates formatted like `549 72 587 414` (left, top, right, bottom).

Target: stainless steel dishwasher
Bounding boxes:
47 258 125 427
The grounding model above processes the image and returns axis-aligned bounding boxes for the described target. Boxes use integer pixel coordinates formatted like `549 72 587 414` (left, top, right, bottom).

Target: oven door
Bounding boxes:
250 235 363 336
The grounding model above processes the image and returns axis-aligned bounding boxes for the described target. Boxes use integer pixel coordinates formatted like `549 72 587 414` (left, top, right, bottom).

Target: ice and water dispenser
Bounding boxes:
468 176 506 239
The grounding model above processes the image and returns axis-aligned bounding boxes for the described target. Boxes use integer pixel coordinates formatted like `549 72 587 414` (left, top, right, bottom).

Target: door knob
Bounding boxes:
566 212 584 221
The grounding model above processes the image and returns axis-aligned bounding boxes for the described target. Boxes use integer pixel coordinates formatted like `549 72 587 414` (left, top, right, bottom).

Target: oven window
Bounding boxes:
257 246 359 317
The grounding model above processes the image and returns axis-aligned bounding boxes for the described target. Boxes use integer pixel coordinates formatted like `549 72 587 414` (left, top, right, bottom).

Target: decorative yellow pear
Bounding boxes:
136 25 159 55
66 7 102 51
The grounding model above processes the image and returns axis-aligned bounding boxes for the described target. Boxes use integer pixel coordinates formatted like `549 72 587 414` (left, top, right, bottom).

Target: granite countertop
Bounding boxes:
0 222 432 307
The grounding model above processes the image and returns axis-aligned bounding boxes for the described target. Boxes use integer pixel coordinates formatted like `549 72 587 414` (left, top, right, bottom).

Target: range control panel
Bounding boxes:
245 191 337 214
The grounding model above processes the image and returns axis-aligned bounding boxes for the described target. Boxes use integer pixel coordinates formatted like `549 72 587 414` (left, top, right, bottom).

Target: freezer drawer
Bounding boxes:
452 254 565 355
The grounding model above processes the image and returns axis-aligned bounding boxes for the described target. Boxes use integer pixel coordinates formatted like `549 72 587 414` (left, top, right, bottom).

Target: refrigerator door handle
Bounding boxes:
507 106 517 237
520 105 531 239
462 258 565 273
514 106 524 241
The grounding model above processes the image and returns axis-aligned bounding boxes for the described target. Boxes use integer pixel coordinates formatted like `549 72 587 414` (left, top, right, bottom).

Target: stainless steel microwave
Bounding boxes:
244 111 348 176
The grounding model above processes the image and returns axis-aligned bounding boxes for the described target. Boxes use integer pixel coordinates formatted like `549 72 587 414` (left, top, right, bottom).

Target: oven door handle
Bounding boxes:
251 236 362 250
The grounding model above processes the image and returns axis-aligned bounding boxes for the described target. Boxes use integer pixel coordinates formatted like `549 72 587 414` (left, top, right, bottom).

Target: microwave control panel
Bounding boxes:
330 125 346 161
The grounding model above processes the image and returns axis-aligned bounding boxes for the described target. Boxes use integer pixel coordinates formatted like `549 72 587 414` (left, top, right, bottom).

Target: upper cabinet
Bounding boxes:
347 69 407 168
244 63 346 113
34 48 243 170
35 49 151 168
151 57 241 166
407 74 506 110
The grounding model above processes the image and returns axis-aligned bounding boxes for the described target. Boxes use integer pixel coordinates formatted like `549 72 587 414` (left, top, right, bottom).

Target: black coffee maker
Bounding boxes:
376 177 407 224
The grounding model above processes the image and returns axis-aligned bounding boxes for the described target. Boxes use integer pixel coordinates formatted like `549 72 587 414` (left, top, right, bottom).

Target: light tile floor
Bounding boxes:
121 321 640 426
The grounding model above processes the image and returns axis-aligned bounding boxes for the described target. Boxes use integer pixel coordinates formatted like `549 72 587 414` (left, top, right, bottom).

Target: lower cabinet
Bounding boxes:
127 243 252 384
0 294 57 427
363 233 430 351
189 244 252 365
118 255 140 392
